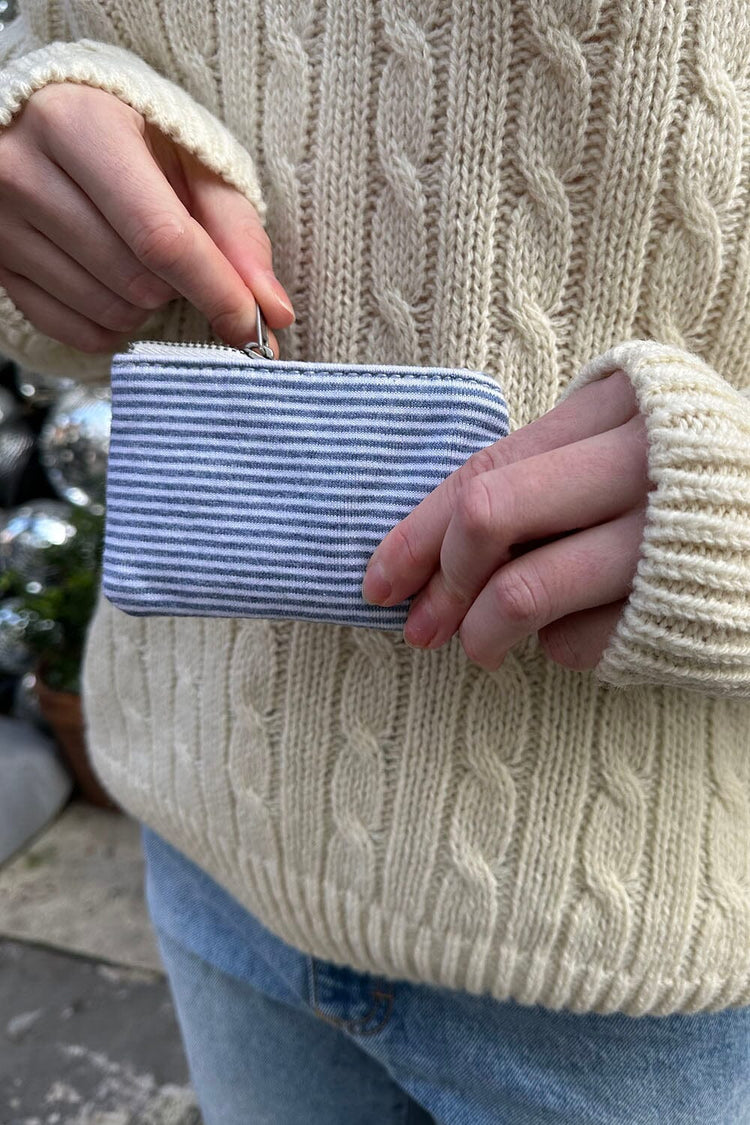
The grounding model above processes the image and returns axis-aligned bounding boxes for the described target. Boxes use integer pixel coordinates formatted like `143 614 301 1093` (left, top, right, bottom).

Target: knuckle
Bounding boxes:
465 444 501 479
390 521 424 572
242 222 272 261
27 83 136 132
437 562 469 609
132 214 191 273
122 269 173 309
492 567 549 627
96 296 147 333
455 475 494 539
25 83 103 140
25 83 75 126
0 139 24 195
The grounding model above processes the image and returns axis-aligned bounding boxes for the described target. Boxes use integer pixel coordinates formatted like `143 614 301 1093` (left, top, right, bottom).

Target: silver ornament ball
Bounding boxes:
0 386 20 426
0 0 18 31
0 499 77 585
39 385 111 512
0 417 35 508
15 367 76 410
12 670 45 726
0 597 35 675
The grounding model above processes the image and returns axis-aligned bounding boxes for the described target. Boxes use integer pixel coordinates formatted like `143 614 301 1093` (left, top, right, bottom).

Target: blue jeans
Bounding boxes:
144 831 750 1125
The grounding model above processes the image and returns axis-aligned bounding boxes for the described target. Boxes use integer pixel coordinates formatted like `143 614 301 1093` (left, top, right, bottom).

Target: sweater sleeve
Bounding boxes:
0 29 267 382
555 339 750 698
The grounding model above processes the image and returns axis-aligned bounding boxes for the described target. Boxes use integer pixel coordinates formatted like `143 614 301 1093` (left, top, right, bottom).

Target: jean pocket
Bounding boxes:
308 956 394 1037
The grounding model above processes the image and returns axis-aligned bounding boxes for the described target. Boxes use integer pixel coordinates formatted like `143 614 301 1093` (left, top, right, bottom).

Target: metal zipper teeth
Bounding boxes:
127 339 253 355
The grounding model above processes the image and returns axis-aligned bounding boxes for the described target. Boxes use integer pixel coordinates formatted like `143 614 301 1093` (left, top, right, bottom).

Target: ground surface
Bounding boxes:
0 802 200 1125
0 803 161 971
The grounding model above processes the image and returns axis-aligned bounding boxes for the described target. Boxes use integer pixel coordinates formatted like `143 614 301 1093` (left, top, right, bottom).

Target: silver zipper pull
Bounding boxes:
242 305 274 359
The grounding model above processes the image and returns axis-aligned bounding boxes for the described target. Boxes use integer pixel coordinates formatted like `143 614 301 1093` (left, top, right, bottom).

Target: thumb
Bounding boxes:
178 150 295 331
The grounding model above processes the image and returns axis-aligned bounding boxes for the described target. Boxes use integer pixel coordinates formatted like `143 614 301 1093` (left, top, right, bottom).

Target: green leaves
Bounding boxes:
0 507 104 693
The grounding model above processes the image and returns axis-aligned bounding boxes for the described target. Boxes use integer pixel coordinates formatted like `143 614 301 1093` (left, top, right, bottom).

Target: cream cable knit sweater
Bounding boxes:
1 1 749 1017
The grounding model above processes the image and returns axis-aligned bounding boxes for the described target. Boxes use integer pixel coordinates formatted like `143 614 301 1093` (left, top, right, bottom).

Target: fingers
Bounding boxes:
3 86 290 353
537 600 627 671
13 150 177 309
495 367 640 467
37 90 275 347
183 151 295 330
454 507 646 670
402 414 648 645
362 370 640 604
0 266 128 354
0 220 153 333
365 411 649 628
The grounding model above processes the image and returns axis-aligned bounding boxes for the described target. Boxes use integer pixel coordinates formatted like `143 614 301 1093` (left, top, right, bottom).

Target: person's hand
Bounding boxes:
362 370 654 672
0 83 294 354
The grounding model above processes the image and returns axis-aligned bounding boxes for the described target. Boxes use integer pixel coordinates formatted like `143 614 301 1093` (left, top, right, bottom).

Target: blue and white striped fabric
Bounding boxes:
103 342 510 630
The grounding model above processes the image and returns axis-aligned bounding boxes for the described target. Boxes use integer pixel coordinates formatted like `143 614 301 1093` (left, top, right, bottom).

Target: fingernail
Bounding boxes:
267 274 295 320
362 562 392 605
403 603 437 648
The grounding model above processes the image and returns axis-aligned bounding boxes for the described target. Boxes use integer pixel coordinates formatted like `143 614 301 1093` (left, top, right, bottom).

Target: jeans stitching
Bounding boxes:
309 957 395 1036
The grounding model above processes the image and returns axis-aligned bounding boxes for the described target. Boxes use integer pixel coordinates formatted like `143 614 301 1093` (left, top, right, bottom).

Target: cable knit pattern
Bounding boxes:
431 654 528 987
550 685 660 1012
369 0 434 363
226 618 284 907
497 0 599 423
570 0 685 375
326 629 398 903
640 1 744 355
4 1 750 1016
261 0 316 361
431 1 510 373
307 0 374 361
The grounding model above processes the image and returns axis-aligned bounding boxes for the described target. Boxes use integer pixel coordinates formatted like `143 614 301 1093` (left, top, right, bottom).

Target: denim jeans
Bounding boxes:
143 830 750 1125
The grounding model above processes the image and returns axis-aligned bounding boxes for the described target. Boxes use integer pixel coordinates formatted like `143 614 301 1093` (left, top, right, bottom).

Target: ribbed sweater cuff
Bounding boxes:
558 340 750 697
0 39 266 378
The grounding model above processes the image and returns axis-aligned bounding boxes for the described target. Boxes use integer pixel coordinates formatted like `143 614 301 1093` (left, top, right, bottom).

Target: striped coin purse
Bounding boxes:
103 330 510 631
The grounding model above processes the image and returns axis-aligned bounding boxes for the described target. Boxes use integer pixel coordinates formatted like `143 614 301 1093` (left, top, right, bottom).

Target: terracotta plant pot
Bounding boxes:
35 674 118 811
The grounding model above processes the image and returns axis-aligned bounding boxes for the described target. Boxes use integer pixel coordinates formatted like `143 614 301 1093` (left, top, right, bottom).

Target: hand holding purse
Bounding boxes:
102 308 511 631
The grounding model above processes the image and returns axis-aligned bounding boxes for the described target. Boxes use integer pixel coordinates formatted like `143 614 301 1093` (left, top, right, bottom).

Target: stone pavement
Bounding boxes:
1 939 199 1125
0 802 161 972
0 802 201 1124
